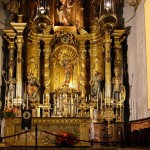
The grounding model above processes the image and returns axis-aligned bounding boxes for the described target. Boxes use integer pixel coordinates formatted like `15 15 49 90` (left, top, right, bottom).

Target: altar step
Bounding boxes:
0 146 119 150
0 147 150 150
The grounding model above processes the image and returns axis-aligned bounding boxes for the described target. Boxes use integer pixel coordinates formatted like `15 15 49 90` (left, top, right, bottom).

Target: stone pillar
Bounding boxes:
113 30 125 122
11 22 26 101
43 39 51 101
15 34 24 99
3 30 16 107
104 32 112 105
3 30 16 81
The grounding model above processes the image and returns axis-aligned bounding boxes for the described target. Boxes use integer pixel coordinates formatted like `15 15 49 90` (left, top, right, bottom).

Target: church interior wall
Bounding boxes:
145 0 150 110
123 0 150 121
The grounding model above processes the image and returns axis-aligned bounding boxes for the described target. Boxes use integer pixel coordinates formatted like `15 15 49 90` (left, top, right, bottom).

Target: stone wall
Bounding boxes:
0 1 7 97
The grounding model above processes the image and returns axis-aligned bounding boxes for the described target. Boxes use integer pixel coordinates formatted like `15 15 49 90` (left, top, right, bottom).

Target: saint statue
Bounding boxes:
58 51 73 87
90 72 103 97
61 56 72 86
112 68 122 101
7 0 19 21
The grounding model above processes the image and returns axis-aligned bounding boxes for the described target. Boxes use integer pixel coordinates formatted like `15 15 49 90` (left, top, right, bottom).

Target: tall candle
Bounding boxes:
59 94 61 107
27 94 28 109
75 94 76 100
120 103 121 115
101 92 102 109
12 92 14 107
8 95 10 108
43 94 44 104
71 94 73 104
97 95 98 111
43 94 44 116
66 94 67 102
47 94 49 104
54 94 55 103
77 94 78 104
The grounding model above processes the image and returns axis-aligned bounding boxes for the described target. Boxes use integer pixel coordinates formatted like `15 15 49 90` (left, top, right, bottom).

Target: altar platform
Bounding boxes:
1 117 91 147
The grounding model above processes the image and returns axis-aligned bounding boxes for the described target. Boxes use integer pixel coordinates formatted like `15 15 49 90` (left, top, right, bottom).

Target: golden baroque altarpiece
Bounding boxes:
1 0 126 146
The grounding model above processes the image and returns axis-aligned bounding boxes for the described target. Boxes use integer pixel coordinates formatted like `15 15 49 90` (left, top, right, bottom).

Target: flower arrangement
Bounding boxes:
55 131 78 147
2 107 15 117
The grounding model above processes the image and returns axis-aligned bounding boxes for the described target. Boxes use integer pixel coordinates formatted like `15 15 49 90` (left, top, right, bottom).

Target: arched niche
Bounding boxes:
50 45 80 92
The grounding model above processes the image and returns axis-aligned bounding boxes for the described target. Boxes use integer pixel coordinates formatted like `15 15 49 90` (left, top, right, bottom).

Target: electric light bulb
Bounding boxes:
106 2 111 8
105 1 112 11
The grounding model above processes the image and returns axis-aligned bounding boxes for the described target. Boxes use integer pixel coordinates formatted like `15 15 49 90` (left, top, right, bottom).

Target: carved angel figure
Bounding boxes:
57 0 74 25
7 0 19 14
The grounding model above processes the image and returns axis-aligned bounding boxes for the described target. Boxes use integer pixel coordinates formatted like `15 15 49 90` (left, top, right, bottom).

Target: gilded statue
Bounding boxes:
79 98 89 117
29 0 38 21
57 0 74 25
90 71 103 97
7 0 19 14
27 72 40 104
7 0 19 21
112 67 122 100
58 51 74 87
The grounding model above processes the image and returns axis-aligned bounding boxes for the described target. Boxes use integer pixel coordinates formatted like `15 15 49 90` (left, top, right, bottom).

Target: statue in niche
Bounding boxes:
112 67 122 101
7 0 19 21
29 0 38 21
27 71 40 103
8 78 16 100
58 51 74 87
90 71 103 98
57 0 74 25
92 0 100 18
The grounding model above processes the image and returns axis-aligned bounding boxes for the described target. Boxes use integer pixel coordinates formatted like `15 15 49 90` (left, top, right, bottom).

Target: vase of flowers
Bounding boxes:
2 107 15 117
55 131 78 147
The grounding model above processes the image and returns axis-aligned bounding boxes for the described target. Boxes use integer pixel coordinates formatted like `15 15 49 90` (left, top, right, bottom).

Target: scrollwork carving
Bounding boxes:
55 31 77 45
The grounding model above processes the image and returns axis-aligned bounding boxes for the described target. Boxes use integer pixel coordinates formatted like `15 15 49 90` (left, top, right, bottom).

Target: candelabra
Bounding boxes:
98 0 126 141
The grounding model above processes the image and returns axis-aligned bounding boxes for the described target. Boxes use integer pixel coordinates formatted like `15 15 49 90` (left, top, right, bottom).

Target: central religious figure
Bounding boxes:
58 51 73 87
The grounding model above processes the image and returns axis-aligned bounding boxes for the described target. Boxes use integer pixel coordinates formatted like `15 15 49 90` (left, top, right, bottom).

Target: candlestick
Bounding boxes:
97 95 98 111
